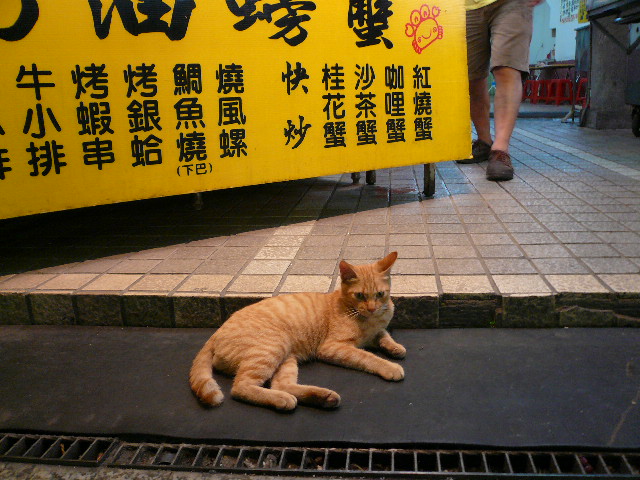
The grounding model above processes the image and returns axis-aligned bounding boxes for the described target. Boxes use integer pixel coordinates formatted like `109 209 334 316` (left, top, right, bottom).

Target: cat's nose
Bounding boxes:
367 305 376 313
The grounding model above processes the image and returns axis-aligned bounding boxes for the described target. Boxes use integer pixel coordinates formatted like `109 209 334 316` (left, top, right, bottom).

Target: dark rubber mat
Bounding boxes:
0 326 638 449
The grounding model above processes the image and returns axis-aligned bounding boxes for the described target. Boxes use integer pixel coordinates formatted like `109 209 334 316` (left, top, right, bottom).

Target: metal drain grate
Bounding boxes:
0 433 116 466
107 443 640 478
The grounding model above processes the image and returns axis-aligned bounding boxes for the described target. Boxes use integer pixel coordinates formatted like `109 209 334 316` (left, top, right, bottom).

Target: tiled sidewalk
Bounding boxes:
1 118 639 328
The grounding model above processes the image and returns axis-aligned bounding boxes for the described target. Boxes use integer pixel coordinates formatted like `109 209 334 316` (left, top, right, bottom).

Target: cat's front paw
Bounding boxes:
322 391 341 409
274 391 298 411
387 343 406 359
380 363 404 381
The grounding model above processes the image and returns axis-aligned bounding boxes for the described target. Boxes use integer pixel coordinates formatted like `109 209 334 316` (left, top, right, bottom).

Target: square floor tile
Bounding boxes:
0 274 57 291
228 275 281 293
37 274 97 290
177 274 234 292
242 260 291 275
545 275 608 293
393 259 435 274
391 275 438 294
82 274 142 291
582 257 640 274
485 258 537 274
130 274 187 292
279 275 332 293
256 246 300 259
440 275 494 293
598 274 640 292
492 275 551 294
522 244 571 258
436 258 485 275
531 258 589 274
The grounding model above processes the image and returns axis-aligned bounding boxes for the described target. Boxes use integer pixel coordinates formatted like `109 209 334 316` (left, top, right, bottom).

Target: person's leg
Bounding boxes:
487 0 533 153
456 6 493 164
469 76 492 146
484 0 533 180
491 66 522 153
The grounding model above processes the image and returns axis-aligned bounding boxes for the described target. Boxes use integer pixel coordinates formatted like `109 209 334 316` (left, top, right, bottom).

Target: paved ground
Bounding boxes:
1 116 639 327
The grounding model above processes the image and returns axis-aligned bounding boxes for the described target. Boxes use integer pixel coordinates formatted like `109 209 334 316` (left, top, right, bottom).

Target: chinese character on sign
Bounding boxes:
356 120 377 145
385 64 404 89
219 128 247 157
385 91 405 116
355 92 377 119
414 116 432 140
226 0 316 46
384 64 406 143
217 63 248 157
386 118 405 143
282 62 309 94
218 98 247 125
88 0 196 40
124 64 158 98
26 140 66 176
322 63 345 90
83 137 116 169
284 115 311 149
413 64 434 141
173 64 203 95
174 98 206 129
77 102 114 135
217 64 245 94
131 134 163 166
355 64 375 90
354 64 377 146
413 91 432 115
72 64 109 99
0 149 11 180
413 65 431 89
74 64 115 169
323 121 346 148
173 64 209 172
348 0 393 48
17 64 62 139
127 100 162 132
177 132 208 161
322 63 346 121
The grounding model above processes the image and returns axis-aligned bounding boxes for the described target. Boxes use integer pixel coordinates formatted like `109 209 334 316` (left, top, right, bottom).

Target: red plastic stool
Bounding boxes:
531 80 550 104
547 79 573 105
522 79 535 102
575 77 588 108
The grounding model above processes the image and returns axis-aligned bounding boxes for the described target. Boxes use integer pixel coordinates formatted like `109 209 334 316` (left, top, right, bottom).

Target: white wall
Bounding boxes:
530 0 583 64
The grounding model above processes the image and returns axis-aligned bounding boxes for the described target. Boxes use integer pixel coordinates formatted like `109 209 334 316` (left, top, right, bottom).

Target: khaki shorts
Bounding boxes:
466 0 533 80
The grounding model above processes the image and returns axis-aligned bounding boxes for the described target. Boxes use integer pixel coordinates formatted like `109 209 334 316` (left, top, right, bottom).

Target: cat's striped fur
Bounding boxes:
189 252 405 411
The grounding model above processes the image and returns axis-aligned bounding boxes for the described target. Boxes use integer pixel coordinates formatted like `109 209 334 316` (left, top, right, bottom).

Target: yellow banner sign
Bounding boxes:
0 0 470 219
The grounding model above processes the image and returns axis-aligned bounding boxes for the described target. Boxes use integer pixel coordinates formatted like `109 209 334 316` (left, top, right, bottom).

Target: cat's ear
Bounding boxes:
376 251 398 274
339 260 358 283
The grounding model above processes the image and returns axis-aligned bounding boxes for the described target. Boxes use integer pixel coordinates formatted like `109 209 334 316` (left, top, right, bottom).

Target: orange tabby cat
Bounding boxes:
189 251 405 411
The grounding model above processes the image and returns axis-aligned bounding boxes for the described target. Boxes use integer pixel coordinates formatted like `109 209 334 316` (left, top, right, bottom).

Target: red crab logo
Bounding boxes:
405 4 443 53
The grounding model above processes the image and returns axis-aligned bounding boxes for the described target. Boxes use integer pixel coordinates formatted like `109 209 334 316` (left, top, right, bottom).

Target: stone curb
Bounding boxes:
1 291 639 328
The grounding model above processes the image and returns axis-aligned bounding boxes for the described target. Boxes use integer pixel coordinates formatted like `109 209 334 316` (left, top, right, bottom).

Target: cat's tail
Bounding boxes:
189 340 224 406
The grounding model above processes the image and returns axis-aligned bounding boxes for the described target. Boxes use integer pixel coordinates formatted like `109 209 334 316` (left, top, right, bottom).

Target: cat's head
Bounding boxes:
339 252 397 318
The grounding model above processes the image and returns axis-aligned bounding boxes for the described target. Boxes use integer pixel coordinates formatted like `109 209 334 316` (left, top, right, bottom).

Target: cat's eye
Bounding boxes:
376 291 385 298
354 292 366 300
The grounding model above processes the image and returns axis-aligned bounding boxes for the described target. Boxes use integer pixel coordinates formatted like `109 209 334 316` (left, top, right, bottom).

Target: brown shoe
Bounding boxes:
456 139 492 164
486 150 514 181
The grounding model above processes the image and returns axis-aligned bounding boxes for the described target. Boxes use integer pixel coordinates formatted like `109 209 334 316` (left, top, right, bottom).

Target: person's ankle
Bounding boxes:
490 143 509 153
